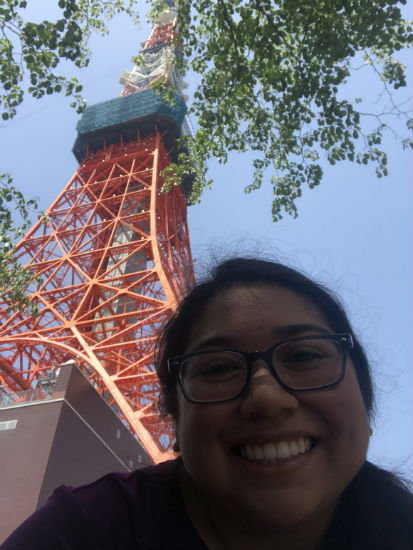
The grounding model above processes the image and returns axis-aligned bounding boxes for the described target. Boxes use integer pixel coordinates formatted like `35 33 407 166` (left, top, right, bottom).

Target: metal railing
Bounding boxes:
0 378 58 408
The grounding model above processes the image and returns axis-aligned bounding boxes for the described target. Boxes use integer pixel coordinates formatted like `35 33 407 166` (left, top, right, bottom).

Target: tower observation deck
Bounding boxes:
0 3 194 463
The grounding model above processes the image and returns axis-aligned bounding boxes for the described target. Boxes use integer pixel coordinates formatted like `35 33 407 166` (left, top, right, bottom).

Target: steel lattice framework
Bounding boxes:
0 2 195 463
0 2 195 464
0 130 194 462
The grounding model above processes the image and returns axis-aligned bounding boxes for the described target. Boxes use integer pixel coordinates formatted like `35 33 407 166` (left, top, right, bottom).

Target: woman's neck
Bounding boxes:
179 466 336 550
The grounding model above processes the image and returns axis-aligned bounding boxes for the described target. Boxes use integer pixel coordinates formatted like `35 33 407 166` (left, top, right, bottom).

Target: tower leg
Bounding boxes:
0 129 194 463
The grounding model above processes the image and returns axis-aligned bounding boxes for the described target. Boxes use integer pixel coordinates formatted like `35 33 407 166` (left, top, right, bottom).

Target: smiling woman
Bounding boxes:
1 258 412 550
169 283 371 548
156 257 412 549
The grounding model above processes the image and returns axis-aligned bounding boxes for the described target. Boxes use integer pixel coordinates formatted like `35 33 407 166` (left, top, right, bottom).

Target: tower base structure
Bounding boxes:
0 362 151 542
0 128 194 463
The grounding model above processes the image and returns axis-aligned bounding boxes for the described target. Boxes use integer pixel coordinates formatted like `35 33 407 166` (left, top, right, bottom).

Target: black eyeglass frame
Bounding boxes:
167 333 354 404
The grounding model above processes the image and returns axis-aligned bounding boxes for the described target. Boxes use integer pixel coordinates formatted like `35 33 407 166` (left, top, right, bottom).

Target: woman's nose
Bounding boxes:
239 361 299 419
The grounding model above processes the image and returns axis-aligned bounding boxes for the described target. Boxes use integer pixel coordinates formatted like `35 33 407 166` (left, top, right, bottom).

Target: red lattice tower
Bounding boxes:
0 5 194 463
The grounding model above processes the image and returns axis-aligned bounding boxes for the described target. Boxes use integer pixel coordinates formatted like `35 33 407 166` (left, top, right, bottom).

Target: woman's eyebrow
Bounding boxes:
187 324 331 353
275 323 332 339
187 336 238 353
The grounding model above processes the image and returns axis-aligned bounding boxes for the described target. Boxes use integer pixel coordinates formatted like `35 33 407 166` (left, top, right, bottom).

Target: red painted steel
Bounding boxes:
143 22 176 52
0 130 194 463
120 19 179 97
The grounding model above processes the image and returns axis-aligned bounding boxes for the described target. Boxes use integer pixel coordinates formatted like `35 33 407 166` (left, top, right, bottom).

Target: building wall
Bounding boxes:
0 364 151 542
0 400 63 541
37 365 151 507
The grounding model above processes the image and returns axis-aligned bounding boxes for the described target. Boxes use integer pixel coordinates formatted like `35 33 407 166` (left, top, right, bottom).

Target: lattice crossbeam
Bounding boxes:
0 129 194 463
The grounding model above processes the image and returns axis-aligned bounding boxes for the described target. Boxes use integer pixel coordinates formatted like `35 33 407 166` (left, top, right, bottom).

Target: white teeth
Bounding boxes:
263 443 277 460
289 440 299 456
297 437 306 453
246 444 254 460
276 441 290 459
254 446 264 460
239 437 313 463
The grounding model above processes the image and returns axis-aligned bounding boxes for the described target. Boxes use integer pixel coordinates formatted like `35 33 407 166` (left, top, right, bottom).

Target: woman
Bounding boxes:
2 258 412 549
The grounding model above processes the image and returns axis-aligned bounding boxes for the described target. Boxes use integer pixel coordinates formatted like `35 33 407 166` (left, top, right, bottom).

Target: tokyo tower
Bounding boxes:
0 4 194 463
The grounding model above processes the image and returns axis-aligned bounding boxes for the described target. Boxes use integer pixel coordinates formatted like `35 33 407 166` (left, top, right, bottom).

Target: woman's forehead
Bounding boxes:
207 283 325 316
185 283 332 350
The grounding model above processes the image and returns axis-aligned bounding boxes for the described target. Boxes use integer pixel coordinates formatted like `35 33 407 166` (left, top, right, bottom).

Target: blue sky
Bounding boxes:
1 2 412 480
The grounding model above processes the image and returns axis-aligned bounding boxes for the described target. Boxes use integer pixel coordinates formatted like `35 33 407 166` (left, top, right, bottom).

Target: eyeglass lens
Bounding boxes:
180 338 343 402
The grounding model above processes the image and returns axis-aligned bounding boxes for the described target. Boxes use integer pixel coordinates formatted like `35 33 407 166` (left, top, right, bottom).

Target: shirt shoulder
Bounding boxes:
323 461 413 549
1 459 206 550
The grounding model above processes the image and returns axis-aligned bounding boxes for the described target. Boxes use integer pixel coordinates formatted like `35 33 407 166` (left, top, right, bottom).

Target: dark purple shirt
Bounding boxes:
2 460 412 549
1 458 206 549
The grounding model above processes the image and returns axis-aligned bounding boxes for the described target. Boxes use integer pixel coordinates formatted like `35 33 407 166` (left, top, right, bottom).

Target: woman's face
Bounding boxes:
175 284 370 532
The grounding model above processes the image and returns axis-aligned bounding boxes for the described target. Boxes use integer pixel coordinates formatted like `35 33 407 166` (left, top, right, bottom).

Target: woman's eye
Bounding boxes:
279 347 327 367
184 357 245 382
291 351 323 361
201 363 242 377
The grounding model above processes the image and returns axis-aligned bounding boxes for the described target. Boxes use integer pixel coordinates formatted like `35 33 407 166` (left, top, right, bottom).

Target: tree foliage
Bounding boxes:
156 0 413 220
0 0 412 313
0 0 139 312
0 0 140 120
0 174 44 314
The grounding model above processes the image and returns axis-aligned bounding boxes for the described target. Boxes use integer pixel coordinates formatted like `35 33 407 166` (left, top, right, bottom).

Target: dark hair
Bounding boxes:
155 257 375 421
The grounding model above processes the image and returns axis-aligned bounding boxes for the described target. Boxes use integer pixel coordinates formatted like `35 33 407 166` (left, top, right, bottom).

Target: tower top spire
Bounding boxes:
119 3 185 97
72 1 191 171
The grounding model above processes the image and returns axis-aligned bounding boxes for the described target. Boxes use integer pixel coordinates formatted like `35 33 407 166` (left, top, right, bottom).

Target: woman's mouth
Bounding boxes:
234 437 315 464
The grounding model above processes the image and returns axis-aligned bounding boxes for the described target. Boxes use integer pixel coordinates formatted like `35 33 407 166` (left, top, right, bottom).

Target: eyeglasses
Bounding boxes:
167 333 353 404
